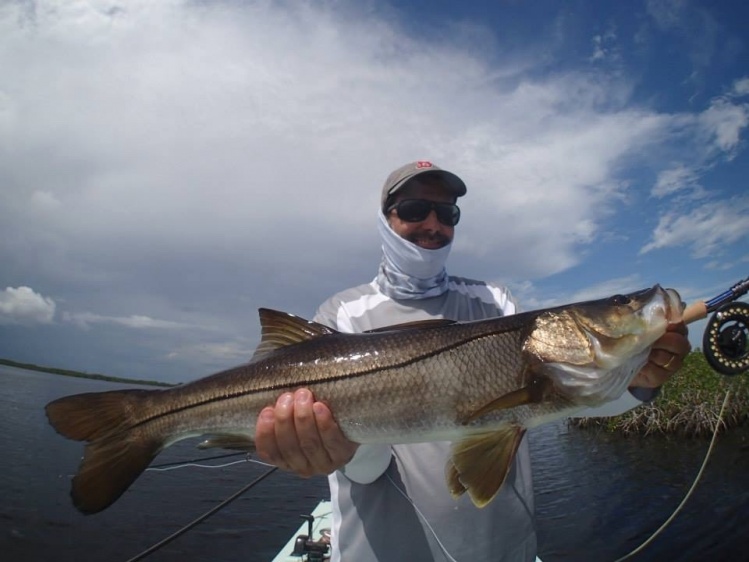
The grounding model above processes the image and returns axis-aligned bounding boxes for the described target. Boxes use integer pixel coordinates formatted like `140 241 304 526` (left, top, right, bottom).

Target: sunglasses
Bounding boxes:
386 199 461 226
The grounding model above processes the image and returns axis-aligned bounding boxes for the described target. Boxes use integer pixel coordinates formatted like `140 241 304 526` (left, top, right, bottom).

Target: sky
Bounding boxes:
0 0 747 383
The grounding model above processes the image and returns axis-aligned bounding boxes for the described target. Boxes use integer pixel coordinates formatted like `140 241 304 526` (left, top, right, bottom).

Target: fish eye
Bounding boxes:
610 294 631 305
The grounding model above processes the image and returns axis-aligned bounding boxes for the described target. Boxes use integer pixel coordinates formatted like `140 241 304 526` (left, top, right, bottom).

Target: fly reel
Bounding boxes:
702 301 749 375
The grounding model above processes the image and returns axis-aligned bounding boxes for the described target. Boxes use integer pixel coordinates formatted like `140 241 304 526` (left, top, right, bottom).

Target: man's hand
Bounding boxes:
630 322 691 389
255 388 359 477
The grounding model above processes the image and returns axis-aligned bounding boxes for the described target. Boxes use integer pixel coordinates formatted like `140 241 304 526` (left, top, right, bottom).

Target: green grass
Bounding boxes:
0 357 174 387
570 351 749 437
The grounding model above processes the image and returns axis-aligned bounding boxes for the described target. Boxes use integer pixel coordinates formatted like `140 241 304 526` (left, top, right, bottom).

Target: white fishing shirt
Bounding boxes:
312 275 646 562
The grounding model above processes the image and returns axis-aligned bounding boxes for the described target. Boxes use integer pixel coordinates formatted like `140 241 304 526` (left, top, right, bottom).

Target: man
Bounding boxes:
255 161 691 561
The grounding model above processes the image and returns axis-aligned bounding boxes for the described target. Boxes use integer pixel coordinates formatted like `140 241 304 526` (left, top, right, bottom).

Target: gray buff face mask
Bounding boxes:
375 211 451 300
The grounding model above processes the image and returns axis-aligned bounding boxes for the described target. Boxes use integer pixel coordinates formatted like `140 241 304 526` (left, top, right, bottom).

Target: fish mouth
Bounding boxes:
653 287 684 325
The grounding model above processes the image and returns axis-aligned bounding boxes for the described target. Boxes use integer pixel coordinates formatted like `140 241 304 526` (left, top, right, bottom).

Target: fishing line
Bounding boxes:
145 453 275 473
148 452 246 469
385 473 460 562
123 466 278 562
147 458 250 471
612 390 731 562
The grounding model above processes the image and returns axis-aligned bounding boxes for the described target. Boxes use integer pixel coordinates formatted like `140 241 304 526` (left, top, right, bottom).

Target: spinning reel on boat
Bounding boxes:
292 514 330 561
686 276 749 376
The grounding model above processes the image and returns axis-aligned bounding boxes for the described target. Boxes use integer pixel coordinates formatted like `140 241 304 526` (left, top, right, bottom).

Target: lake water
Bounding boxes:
1 365 748 561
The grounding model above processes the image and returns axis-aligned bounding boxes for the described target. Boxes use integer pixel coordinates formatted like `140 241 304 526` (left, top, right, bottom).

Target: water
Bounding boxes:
1 365 748 561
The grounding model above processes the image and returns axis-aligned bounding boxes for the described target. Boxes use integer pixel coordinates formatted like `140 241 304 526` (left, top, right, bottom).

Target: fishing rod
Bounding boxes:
682 275 749 375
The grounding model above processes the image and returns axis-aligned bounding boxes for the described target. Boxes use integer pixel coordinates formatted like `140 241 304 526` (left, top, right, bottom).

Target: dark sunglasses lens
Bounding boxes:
436 205 460 226
397 200 431 222
396 200 459 226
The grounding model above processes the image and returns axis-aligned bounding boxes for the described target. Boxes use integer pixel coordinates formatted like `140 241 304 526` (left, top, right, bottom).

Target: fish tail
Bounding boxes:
46 389 163 514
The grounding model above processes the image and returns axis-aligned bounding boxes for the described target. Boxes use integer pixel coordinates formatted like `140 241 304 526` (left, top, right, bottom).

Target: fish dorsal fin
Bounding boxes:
364 318 456 333
461 376 552 425
251 308 337 360
446 425 526 507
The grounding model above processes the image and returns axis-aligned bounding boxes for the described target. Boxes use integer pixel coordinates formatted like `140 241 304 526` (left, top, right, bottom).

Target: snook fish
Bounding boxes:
46 285 683 514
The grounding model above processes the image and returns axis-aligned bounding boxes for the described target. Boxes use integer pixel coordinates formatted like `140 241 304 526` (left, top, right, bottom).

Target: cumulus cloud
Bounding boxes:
0 286 56 325
0 0 682 288
62 311 199 330
640 197 749 258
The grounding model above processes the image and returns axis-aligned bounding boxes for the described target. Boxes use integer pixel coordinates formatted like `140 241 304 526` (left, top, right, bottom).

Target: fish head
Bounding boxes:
569 285 683 368
524 285 684 406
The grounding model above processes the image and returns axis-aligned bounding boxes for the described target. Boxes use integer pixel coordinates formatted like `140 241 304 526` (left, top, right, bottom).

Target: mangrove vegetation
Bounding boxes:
570 350 749 437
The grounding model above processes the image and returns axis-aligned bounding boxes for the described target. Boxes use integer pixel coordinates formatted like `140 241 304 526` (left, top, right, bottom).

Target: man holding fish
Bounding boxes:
254 162 691 561
44 162 692 558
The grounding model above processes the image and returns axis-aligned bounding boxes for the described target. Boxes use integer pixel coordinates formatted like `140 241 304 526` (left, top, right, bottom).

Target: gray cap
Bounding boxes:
380 161 467 211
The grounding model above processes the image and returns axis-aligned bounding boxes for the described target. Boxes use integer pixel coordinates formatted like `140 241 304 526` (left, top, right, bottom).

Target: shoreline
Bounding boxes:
0 357 174 387
569 351 748 437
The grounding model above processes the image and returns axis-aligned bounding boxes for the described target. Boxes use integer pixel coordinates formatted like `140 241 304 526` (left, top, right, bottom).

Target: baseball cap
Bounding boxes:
380 161 467 211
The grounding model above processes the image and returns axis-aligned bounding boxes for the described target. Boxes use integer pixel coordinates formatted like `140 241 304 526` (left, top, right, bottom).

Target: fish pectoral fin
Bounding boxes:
252 309 337 360
462 376 552 425
445 425 526 508
197 434 255 452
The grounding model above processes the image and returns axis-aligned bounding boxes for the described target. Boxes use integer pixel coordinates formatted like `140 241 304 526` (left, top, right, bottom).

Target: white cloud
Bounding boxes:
166 339 255 365
651 165 702 198
640 197 749 258
698 98 749 155
732 77 749 97
62 311 198 330
589 28 620 64
0 0 688 288
527 275 645 311
0 286 56 325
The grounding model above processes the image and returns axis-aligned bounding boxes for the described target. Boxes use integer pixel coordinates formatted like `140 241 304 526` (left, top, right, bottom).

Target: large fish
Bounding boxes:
46 285 683 514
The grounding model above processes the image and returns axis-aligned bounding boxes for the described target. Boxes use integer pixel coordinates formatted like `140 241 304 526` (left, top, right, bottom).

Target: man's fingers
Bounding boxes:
272 392 313 474
631 326 691 389
293 389 334 476
314 401 359 466
253 388 359 477
255 407 285 467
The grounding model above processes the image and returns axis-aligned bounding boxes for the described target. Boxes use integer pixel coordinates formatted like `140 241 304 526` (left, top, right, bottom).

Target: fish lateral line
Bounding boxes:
155 322 523 417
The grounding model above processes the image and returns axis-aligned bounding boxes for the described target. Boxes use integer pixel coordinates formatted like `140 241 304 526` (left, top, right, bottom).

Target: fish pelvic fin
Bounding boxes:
197 434 255 452
446 425 526 508
252 308 337 360
46 390 162 514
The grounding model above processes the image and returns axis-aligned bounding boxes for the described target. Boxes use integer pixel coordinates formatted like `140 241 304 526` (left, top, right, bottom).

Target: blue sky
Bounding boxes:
0 0 747 383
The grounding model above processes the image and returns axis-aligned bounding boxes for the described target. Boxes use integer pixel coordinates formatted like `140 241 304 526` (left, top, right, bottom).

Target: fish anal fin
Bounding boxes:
462 376 552 425
197 434 255 452
445 425 526 508
252 309 337 360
